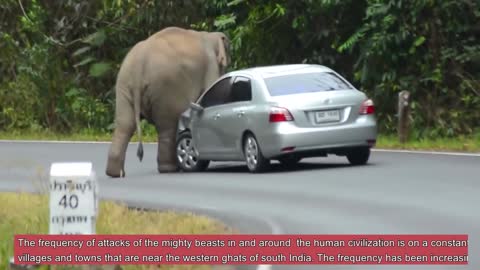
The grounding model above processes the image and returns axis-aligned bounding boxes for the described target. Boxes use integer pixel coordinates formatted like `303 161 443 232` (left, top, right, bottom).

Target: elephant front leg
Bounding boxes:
106 124 135 178
156 127 179 173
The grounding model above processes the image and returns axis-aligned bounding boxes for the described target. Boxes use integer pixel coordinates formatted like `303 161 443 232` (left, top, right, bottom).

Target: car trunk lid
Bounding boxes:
268 90 367 128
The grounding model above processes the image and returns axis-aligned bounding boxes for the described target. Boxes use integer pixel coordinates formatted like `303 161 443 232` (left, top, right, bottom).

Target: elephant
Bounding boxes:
105 26 231 178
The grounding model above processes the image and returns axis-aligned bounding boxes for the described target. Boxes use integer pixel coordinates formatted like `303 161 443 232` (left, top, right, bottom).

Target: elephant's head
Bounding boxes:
206 32 231 76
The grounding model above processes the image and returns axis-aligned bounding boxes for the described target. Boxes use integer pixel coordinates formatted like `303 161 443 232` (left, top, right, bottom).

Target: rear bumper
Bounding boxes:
256 115 377 159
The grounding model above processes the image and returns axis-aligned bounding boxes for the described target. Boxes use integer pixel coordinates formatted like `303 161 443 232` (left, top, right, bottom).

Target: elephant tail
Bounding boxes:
134 87 143 162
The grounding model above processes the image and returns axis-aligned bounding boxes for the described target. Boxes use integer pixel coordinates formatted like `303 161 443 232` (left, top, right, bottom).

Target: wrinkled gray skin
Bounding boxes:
106 26 231 178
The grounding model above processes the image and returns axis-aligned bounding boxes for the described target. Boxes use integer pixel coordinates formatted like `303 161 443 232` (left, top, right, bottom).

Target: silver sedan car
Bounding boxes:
176 64 377 173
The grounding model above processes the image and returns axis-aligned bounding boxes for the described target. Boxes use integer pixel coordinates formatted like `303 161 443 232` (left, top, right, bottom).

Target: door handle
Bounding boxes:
214 113 221 120
237 111 245 118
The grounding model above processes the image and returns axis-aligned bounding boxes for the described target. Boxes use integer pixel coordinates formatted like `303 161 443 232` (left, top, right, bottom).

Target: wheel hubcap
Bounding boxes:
245 137 258 169
177 137 198 169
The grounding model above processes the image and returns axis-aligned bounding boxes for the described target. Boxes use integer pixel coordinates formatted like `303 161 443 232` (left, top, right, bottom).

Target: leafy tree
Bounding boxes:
1 0 478 138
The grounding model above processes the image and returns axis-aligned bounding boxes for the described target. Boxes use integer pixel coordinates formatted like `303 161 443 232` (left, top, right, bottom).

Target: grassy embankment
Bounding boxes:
1 128 479 153
0 192 235 270
375 133 480 152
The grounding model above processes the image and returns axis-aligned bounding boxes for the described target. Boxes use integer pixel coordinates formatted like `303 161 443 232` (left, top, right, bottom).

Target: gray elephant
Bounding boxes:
105 26 231 178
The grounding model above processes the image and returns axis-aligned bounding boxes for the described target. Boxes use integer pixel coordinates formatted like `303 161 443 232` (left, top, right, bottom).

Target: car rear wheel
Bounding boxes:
278 156 302 167
346 147 370 165
176 131 209 172
243 134 270 173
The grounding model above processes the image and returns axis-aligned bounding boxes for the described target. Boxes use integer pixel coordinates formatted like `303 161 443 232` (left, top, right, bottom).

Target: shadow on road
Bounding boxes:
99 160 377 179
206 161 373 174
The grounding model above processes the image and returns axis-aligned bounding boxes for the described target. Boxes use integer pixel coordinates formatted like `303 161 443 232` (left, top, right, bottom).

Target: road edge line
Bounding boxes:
371 148 480 157
106 201 281 270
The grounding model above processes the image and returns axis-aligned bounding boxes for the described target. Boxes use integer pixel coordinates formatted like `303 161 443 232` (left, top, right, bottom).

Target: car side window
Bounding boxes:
199 77 233 108
230 76 252 103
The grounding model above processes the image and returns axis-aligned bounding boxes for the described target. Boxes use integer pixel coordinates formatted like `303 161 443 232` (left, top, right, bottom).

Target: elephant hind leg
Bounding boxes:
106 99 136 178
156 124 179 173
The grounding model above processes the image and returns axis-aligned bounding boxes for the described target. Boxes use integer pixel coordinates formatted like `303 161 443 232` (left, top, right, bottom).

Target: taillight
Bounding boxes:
359 99 375 115
269 107 294 122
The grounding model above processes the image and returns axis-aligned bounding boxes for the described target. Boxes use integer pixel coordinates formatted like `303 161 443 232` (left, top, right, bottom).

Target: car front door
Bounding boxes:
191 77 233 159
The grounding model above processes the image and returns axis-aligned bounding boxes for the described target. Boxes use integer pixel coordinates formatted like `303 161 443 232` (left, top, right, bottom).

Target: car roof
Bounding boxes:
226 64 335 79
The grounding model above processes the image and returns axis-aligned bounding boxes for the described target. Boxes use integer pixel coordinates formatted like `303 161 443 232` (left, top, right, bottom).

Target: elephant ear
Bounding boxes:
215 34 229 68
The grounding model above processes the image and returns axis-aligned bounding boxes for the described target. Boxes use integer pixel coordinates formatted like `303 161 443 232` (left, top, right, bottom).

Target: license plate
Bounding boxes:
315 110 340 123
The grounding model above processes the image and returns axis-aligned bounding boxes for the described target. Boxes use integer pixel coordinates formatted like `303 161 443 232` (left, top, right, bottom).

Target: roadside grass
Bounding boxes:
0 127 479 153
0 192 235 270
376 133 480 153
0 126 158 143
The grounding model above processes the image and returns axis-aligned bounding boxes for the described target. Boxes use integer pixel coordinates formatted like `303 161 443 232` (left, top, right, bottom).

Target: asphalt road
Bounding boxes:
1 141 479 270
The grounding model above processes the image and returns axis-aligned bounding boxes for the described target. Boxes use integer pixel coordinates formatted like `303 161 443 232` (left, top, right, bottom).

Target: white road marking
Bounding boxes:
181 207 279 270
256 265 272 270
184 205 280 270
372 148 480 157
253 216 283 270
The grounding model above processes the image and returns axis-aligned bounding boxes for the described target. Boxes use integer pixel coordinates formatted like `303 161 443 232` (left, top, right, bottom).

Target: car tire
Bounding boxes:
176 131 209 172
278 156 302 167
346 147 370 165
243 133 270 173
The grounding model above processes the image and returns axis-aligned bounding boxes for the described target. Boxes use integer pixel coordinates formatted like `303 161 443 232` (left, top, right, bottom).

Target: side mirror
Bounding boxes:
190 102 204 112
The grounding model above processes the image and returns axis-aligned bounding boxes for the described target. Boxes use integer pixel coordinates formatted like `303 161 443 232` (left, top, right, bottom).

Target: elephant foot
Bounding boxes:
158 164 179 173
106 169 125 178
106 161 126 178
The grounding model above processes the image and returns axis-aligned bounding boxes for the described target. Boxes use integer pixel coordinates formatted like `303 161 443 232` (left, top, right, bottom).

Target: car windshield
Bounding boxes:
264 72 353 96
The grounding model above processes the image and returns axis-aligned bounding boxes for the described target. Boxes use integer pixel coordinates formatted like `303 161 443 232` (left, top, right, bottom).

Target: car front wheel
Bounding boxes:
243 134 270 173
176 131 209 172
346 147 370 165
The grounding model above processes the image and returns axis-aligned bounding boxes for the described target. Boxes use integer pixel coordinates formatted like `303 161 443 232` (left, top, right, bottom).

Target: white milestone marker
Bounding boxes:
49 162 98 235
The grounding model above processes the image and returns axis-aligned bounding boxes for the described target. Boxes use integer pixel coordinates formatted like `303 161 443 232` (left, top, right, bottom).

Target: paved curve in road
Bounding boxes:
1 141 479 270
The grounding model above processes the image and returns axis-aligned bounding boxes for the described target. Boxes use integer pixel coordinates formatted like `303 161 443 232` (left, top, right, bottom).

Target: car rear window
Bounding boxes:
264 72 353 96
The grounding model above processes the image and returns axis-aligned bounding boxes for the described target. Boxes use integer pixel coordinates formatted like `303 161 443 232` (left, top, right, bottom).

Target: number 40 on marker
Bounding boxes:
58 194 79 209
